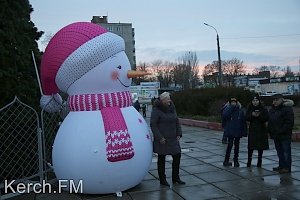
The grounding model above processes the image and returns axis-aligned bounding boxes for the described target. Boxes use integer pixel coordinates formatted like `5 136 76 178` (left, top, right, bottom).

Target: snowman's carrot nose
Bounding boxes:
127 70 151 78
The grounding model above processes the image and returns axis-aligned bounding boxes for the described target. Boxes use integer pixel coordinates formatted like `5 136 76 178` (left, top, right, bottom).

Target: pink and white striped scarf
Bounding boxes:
68 91 134 162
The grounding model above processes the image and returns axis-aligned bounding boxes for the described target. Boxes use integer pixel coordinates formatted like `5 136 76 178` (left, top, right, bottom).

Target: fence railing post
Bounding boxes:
37 127 44 183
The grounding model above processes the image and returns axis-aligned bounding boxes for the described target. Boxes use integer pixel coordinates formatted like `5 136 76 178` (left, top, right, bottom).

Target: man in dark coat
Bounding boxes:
268 94 294 174
141 104 147 117
150 92 185 186
222 97 247 167
245 94 269 168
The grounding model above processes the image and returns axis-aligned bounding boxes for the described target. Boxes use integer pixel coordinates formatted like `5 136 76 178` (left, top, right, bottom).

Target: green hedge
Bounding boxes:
172 87 253 116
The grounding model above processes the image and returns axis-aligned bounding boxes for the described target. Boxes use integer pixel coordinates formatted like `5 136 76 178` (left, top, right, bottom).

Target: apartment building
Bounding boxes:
91 16 136 70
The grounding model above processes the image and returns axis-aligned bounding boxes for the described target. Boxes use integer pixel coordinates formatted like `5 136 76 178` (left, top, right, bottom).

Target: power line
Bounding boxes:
220 33 300 40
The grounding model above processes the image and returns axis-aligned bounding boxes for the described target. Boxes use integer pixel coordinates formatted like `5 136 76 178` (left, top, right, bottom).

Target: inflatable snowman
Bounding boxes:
40 22 152 194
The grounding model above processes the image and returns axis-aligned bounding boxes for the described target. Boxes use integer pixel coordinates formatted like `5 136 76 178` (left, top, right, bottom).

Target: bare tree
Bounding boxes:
176 51 200 89
269 66 281 77
136 52 200 89
157 61 175 87
283 66 294 77
203 61 218 76
137 62 147 71
223 58 246 75
135 62 152 84
202 58 245 86
151 59 163 80
223 58 246 86
140 60 174 86
252 65 269 75
202 61 219 86
173 63 189 89
253 65 281 78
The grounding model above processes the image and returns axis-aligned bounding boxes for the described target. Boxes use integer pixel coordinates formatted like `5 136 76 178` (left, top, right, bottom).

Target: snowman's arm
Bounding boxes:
150 108 164 140
40 93 63 113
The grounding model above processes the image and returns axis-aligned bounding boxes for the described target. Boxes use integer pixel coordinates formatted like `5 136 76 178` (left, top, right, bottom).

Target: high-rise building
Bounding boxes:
91 16 136 70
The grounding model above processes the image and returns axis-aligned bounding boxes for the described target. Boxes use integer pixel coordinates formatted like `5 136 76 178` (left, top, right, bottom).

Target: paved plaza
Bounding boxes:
7 109 300 200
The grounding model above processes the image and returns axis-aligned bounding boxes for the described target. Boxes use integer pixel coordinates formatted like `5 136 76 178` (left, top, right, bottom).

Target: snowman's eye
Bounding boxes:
117 65 122 69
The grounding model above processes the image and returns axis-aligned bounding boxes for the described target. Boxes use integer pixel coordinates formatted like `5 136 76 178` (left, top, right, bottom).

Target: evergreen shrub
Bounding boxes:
172 87 253 117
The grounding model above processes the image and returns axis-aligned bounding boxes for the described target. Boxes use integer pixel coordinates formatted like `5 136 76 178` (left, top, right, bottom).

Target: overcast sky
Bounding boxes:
29 0 300 72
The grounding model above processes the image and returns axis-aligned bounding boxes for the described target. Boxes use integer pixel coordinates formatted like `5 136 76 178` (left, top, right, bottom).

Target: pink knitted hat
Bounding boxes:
40 22 125 95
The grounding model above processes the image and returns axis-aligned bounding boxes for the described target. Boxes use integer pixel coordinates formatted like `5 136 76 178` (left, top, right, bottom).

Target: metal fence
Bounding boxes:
0 96 66 200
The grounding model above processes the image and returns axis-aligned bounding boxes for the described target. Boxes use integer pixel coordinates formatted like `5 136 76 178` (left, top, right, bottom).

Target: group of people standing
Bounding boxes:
150 92 294 186
149 91 295 188
222 93 294 174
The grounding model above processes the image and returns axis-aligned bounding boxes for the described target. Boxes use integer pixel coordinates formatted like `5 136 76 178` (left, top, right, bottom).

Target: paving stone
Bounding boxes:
170 174 207 187
182 164 222 174
194 170 242 183
129 188 184 200
199 155 225 163
81 193 132 200
213 179 265 196
1 193 35 200
227 167 276 178
36 192 81 200
6 118 300 200
173 184 230 200
125 179 166 193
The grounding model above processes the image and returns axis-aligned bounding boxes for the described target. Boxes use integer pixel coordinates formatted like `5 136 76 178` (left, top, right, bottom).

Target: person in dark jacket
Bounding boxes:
268 94 294 174
150 92 185 186
245 94 269 168
142 104 147 117
133 100 141 112
222 97 247 167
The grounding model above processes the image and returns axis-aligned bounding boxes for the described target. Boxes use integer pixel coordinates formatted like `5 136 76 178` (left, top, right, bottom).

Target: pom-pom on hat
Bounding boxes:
40 22 125 95
160 92 170 101
229 97 237 103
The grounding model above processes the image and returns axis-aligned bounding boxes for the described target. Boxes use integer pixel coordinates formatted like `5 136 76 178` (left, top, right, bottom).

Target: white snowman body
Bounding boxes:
52 52 153 194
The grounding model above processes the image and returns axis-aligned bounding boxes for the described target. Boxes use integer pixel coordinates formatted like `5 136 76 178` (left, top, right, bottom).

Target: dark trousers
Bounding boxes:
157 153 181 181
222 132 228 142
274 138 292 170
225 137 240 161
248 149 263 165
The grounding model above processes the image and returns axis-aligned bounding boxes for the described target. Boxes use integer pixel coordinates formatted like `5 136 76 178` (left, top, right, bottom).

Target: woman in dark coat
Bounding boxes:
222 97 247 167
245 94 269 167
150 92 185 186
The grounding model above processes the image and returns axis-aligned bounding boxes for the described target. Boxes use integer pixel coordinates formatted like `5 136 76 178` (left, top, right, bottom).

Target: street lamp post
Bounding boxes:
204 23 223 86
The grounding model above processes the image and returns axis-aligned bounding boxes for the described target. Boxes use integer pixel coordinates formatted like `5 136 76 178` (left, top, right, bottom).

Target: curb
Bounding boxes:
179 118 300 142
179 118 222 131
